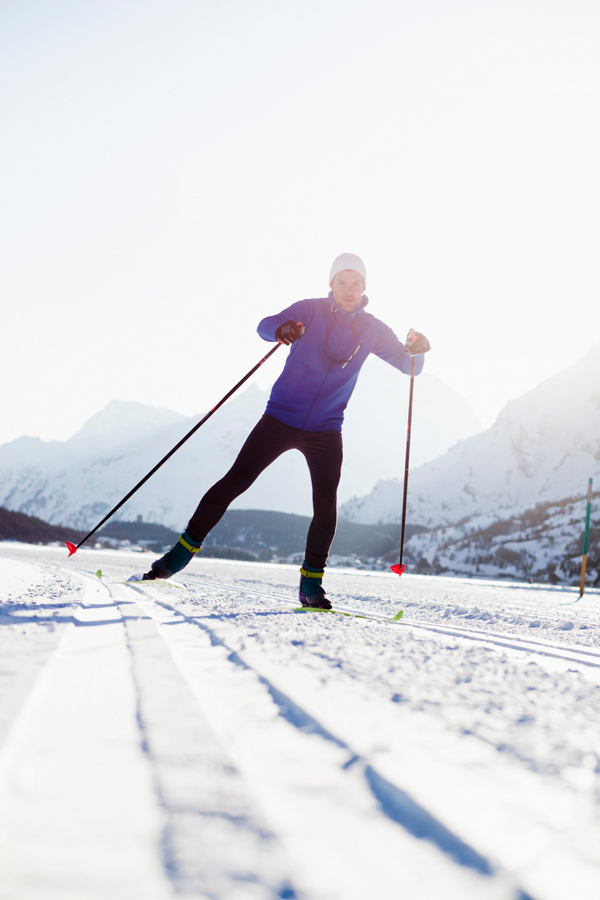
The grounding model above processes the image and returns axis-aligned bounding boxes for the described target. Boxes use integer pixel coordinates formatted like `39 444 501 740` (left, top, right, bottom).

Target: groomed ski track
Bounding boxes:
1 545 600 900
179 576 600 676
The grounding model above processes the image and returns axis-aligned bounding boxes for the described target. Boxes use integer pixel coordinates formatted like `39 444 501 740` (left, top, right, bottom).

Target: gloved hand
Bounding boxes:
276 321 304 345
405 328 431 355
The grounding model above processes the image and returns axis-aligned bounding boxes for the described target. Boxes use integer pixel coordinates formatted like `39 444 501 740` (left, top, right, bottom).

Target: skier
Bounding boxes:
137 253 429 608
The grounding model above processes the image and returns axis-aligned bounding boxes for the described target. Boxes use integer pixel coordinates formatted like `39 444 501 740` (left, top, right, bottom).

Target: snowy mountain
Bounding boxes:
0 362 479 531
342 342 600 528
342 356 480 498
396 493 598 584
340 343 600 583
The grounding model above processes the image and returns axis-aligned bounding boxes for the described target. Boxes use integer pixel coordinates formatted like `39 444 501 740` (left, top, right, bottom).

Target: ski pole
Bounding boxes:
391 330 431 576
391 355 416 577
65 340 285 557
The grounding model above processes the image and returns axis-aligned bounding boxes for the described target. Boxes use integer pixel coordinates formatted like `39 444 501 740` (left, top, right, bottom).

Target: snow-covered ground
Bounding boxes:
1 543 599 900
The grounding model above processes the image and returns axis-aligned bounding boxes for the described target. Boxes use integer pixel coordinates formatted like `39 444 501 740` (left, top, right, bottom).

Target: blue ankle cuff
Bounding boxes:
300 570 324 598
154 531 202 576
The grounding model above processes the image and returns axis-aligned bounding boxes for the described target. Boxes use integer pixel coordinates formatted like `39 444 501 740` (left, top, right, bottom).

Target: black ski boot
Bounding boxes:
299 565 332 609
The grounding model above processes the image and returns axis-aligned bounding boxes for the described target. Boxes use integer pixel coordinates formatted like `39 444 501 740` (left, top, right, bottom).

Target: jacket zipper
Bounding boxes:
301 302 361 429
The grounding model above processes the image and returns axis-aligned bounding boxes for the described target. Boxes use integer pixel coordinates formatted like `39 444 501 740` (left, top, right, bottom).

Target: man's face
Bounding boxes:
330 269 365 311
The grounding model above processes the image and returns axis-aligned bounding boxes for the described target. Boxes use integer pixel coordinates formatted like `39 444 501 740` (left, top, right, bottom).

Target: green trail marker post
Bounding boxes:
579 477 593 597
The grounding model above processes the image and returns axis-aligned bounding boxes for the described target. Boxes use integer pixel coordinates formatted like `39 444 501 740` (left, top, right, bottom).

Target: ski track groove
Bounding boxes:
0 621 73 797
180 576 600 675
104 579 300 900
192 573 600 628
4 549 595 898
0 568 178 900
122 580 541 900
0 563 298 900
111 583 181 895
0 562 88 795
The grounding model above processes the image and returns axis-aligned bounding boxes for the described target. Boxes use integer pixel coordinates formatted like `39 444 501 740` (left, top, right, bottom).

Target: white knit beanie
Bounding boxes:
329 253 367 287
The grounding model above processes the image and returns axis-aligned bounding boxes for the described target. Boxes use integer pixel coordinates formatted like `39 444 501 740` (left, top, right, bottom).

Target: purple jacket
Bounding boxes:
257 294 424 432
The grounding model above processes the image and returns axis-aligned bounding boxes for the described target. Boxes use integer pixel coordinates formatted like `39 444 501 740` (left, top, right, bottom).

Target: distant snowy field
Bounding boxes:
1 543 599 900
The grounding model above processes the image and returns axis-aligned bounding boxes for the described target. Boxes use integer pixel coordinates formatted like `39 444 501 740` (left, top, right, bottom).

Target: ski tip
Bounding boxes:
94 569 103 581
390 563 405 577
65 541 78 557
390 609 404 621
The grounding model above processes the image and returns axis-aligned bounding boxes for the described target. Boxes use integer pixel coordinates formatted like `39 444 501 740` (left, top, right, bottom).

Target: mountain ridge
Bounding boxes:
342 341 600 528
0 362 480 529
339 342 600 583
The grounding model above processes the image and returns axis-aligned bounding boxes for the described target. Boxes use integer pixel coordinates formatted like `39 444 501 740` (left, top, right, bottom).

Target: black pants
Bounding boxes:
187 414 343 569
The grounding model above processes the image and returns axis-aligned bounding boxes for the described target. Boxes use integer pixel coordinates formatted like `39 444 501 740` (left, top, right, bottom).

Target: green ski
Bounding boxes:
94 569 184 588
291 606 403 623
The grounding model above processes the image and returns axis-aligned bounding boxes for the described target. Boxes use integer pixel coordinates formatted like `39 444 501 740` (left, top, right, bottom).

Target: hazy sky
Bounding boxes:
2 0 599 448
